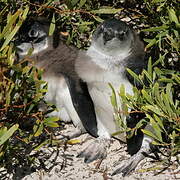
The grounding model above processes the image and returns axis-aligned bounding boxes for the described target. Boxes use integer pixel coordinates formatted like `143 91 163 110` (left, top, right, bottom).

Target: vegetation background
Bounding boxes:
0 0 179 178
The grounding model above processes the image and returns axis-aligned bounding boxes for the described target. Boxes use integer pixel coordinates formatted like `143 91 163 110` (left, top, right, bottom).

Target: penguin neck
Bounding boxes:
87 45 131 73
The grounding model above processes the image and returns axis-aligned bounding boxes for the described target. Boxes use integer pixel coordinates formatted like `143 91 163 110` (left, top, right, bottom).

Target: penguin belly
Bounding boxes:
88 80 133 142
43 74 84 130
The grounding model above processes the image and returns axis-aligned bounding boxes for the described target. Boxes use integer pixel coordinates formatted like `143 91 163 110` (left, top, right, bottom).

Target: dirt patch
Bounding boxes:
1 124 179 180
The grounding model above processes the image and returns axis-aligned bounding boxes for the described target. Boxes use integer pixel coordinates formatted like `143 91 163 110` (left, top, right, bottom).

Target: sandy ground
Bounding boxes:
1 124 179 180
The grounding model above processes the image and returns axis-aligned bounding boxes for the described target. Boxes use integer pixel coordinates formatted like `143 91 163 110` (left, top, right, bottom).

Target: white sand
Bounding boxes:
1 124 179 180
21 124 179 180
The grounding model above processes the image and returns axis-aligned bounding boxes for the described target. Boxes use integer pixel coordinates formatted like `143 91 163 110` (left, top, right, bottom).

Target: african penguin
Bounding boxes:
15 18 153 176
75 19 153 176
15 19 98 139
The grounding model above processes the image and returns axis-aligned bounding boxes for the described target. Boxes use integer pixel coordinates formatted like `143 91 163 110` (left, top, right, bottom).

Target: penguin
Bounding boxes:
75 19 153 176
16 18 153 176
15 19 98 139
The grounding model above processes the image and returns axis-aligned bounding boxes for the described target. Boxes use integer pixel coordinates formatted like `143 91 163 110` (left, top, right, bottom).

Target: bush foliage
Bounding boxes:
0 5 62 175
111 0 179 168
0 0 179 177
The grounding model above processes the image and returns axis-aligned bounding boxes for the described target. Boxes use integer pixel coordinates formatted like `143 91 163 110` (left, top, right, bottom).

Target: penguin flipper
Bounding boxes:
65 76 98 138
126 112 146 155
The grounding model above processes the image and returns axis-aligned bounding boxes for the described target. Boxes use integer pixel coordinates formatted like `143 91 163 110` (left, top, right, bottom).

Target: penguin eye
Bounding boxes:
103 30 114 42
28 29 39 38
117 30 127 40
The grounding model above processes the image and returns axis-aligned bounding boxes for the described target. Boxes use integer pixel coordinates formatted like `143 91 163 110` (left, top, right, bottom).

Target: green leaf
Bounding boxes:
156 1 166 11
34 123 44 137
0 20 23 51
166 84 174 105
0 124 19 146
145 38 157 49
0 5 7 18
166 34 179 50
92 16 104 22
154 67 163 75
142 105 164 116
142 70 152 83
153 114 166 133
142 89 153 104
71 0 79 7
173 75 180 84
162 93 173 115
78 0 86 8
67 139 81 145
152 82 159 98
135 119 147 129
109 83 118 109
147 114 163 142
27 104 35 114
159 78 174 83
111 129 127 136
91 8 122 14
126 68 142 84
153 54 166 67
119 84 129 113
0 10 21 39
49 14 56 36
142 25 168 32
44 116 59 122
168 8 179 24
0 127 7 138
152 0 166 3
22 6 29 20
44 122 59 128
141 129 162 142
151 141 165 146
147 57 152 78
33 139 50 151
152 83 164 110
22 66 31 74
6 83 14 106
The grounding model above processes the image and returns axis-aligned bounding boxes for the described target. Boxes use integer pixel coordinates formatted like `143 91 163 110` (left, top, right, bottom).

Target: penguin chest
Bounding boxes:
42 74 83 129
88 72 133 141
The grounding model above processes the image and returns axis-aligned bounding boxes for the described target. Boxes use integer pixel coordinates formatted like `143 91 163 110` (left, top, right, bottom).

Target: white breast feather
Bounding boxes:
43 75 84 130
76 45 133 141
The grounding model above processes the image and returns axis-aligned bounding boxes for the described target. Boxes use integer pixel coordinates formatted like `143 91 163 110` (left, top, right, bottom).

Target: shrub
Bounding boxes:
0 0 179 177
0 3 59 176
112 0 180 171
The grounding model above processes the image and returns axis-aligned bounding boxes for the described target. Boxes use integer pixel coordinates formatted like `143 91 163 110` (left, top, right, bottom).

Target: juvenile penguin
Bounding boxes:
15 19 98 139
75 19 152 176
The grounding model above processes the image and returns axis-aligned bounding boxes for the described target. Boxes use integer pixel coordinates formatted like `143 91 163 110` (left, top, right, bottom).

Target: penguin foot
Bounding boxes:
112 147 150 176
58 127 83 142
77 138 111 163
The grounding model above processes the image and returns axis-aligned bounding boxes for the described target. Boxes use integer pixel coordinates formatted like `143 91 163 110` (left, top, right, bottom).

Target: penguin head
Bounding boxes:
15 19 50 57
92 19 134 57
